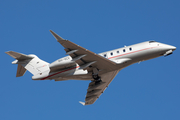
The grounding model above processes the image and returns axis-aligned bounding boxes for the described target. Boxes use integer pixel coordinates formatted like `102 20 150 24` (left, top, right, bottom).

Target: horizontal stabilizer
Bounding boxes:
5 51 34 60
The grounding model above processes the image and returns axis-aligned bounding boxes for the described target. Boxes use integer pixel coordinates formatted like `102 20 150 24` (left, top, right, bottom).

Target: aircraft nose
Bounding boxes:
169 45 176 51
163 44 176 51
162 44 176 57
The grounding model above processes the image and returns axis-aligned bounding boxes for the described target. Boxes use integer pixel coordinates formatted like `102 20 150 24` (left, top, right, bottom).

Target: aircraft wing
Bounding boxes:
81 69 120 105
50 30 118 73
50 30 120 105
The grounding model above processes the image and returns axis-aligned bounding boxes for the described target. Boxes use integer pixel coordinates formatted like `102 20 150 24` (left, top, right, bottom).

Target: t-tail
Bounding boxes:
5 51 50 79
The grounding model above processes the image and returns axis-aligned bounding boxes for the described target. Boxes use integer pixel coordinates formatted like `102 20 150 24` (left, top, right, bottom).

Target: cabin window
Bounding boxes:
129 47 132 51
111 52 113 56
123 49 126 52
104 54 107 57
117 51 119 54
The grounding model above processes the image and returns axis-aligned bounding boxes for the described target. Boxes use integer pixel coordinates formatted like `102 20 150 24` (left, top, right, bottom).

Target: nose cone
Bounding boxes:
169 45 176 51
163 43 176 51
159 43 176 56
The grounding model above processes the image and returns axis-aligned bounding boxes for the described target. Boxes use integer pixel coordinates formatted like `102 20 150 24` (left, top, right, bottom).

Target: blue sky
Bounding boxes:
1 0 180 120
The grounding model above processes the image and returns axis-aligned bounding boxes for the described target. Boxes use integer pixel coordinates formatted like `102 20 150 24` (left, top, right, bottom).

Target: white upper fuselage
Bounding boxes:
35 40 176 81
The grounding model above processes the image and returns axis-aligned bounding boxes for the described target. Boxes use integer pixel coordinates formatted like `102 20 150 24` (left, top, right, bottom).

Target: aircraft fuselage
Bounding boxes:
33 41 176 81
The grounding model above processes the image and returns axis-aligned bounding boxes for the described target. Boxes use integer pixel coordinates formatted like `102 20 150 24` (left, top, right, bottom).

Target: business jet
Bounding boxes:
6 30 176 105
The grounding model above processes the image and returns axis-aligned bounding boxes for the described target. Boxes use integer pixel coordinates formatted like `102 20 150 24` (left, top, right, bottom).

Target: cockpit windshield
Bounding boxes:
149 40 156 43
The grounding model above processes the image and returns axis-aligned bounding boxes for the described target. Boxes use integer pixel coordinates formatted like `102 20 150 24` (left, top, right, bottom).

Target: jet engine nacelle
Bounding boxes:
49 56 76 72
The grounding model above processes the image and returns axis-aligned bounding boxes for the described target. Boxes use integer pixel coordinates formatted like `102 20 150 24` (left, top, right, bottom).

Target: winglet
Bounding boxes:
79 101 85 106
49 30 65 42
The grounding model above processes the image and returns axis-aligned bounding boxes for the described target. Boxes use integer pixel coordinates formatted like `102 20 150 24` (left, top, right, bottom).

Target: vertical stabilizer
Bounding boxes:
6 51 50 78
16 64 27 77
